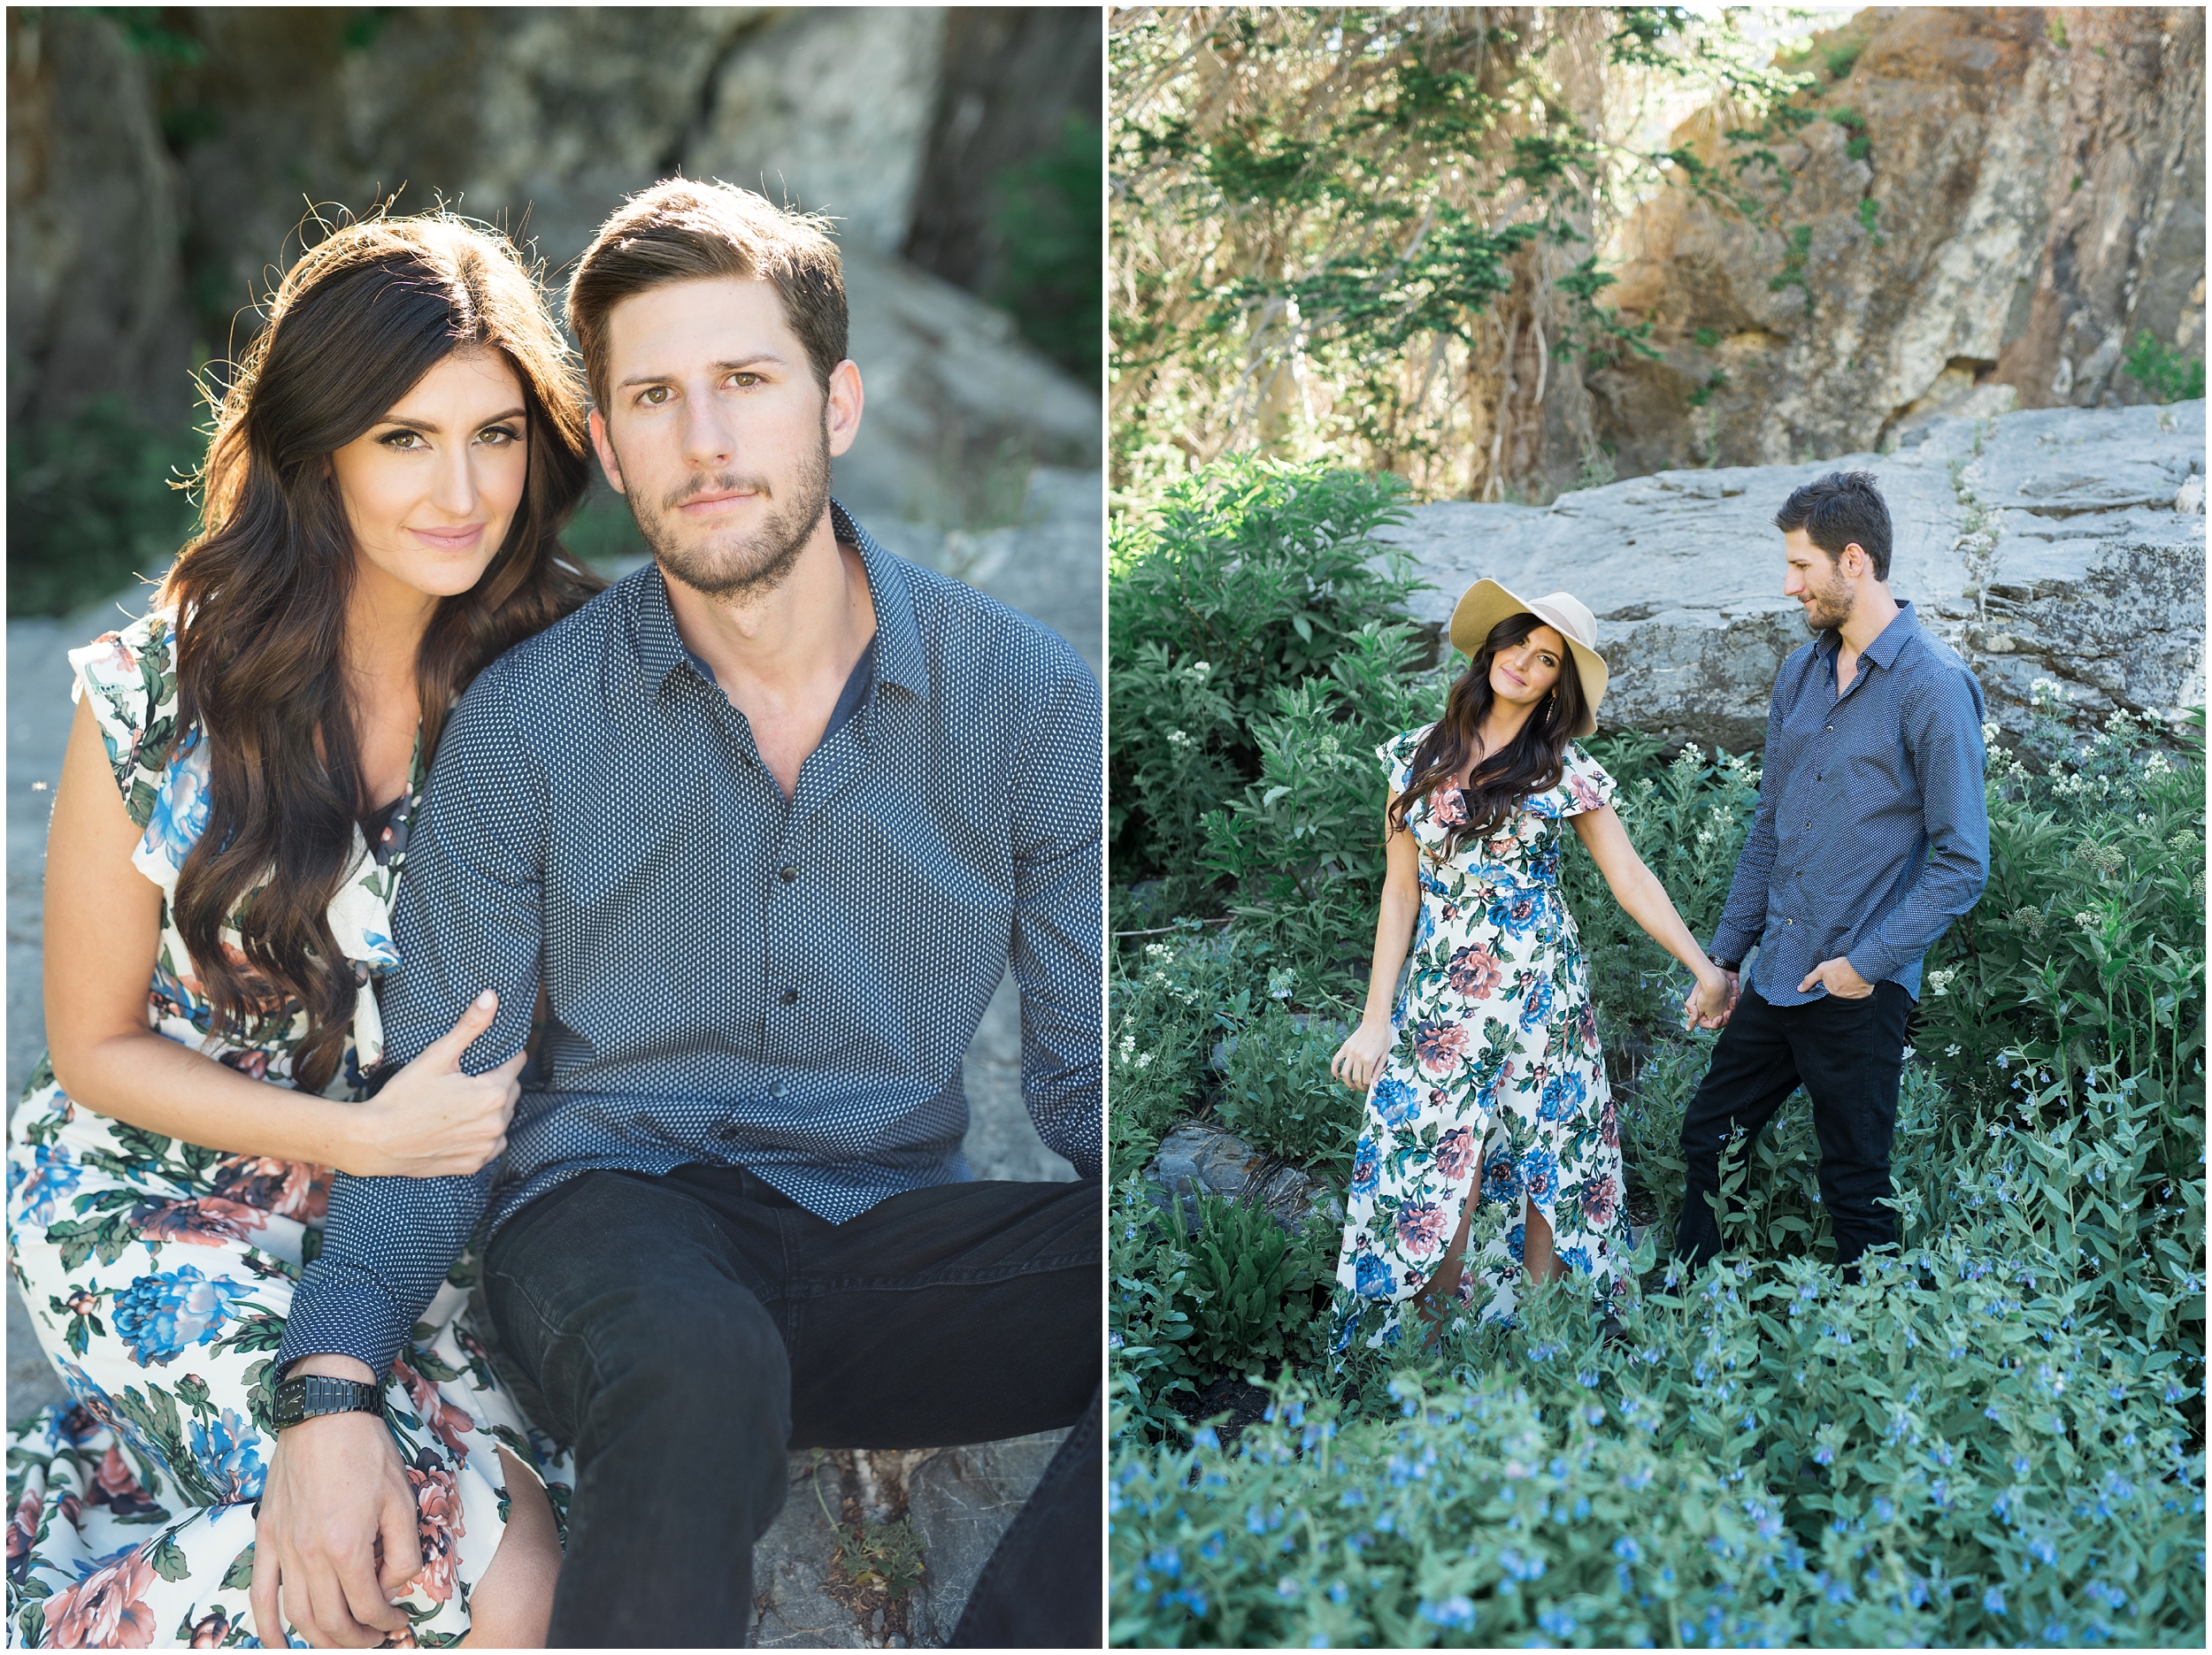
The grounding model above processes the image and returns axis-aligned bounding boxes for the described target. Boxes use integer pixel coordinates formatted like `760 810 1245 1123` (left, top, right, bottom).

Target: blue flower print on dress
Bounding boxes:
1517 978 1555 1033
1349 1135 1382 1199
1371 1076 1421 1130
186 1407 266 1502
12 1142 81 1224
135 730 211 878
1517 1145 1561 1208
1354 1253 1396 1299
1538 1068 1586 1123
1481 1151 1519 1206
110 1266 255 1367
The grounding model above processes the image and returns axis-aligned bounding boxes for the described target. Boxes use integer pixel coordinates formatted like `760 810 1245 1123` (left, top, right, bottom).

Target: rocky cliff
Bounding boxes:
1589 6 2202 484
1375 400 2205 753
6 7 1101 537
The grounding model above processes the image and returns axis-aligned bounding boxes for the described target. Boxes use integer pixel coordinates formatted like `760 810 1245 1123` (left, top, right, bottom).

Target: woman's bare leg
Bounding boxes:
1522 1199 1568 1285
1412 1148 1483 1345
456 1446 561 1648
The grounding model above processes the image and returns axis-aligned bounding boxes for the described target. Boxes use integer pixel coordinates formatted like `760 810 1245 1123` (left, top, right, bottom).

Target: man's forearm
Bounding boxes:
1847 846 1987 984
1709 816 1778 963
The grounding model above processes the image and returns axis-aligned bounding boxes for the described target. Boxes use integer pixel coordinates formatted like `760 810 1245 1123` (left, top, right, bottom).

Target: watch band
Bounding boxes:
1707 952 1740 973
273 1374 383 1430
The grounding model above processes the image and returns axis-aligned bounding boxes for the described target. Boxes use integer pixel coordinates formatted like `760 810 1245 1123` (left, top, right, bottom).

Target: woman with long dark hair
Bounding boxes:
6 212 602 1647
1326 581 1730 1356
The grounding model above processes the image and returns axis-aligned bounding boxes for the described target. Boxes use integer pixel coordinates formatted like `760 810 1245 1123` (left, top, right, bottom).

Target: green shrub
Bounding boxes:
1916 697 2205 1116
1113 1069 2206 1647
1110 925 1275 1172
1178 1192 1337 1376
2121 333 2207 404
1114 1242 2205 1646
1562 737 1760 1039
1199 623 1449 992
8 399 202 617
1110 456 1425 883
1110 1178 1336 1436
1216 1001 1361 1176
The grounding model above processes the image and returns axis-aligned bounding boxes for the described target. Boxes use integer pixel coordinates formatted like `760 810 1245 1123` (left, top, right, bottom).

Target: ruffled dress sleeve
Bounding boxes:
68 610 186 831
1376 724 1436 797
1535 740 1619 818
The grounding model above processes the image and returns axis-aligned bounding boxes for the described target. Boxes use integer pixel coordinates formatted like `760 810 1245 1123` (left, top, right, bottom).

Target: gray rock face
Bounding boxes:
1375 401 2205 754
902 1432 1068 1648
5 11 196 427
1146 1122 1345 1235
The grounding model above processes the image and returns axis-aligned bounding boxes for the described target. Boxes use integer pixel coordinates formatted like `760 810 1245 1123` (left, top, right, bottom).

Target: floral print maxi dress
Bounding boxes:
1331 725 1632 1354
5 611 571 1650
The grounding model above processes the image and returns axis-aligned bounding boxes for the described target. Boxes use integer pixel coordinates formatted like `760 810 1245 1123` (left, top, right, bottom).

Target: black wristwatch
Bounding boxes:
1707 952 1740 973
272 1374 383 1430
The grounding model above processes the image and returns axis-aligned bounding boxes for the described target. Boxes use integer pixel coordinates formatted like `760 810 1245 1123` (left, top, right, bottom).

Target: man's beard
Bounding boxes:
631 422 831 603
1801 567 1853 632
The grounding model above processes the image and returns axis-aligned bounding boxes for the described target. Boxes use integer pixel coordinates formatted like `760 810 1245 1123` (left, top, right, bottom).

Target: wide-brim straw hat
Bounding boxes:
1446 578 1609 738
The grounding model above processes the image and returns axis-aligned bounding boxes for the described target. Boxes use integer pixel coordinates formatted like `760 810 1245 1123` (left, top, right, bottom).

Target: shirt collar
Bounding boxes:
1816 599 1919 670
628 497 927 701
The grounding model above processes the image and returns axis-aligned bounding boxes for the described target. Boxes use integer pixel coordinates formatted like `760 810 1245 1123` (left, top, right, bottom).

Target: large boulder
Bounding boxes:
1374 400 2204 754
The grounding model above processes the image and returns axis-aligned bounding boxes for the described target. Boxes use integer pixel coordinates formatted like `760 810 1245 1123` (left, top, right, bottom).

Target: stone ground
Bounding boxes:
5 469 1100 1648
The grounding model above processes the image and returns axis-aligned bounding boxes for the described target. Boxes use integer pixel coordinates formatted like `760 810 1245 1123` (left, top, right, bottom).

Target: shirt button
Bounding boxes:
779 864 798 883
772 1082 788 1100
1786 918 1794 926
780 988 799 1006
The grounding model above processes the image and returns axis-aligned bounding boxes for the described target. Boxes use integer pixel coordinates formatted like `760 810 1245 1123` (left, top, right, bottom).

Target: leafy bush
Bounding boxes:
1109 456 1425 885
2122 332 2207 404
1199 622 1450 990
1112 1069 2206 1648
1916 694 2205 1116
1561 736 1760 1039
8 399 202 617
1178 1193 1337 1376
1110 925 1275 1171
1216 1002 1361 1176
1110 1178 1336 1437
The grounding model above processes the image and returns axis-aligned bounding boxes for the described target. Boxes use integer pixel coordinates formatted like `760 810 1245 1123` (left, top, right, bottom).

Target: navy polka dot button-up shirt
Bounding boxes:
1709 601 1988 1007
280 504 1102 1378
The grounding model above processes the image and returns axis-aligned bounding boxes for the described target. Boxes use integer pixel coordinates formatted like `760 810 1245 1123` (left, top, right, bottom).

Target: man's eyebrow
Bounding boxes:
616 354 788 390
377 407 526 433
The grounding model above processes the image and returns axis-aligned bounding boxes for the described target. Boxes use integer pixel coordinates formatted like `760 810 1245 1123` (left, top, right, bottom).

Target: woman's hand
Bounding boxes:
334 991 525 1178
1684 967 1733 1031
1330 1017 1394 1094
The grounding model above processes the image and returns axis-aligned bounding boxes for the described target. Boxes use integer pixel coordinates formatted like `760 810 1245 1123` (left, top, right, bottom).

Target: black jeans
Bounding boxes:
482 1164 1101 1647
1672 978 1912 1273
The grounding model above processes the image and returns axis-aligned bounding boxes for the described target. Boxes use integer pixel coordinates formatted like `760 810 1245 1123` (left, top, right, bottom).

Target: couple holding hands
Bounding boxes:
1326 471 1991 1355
9 181 1101 1648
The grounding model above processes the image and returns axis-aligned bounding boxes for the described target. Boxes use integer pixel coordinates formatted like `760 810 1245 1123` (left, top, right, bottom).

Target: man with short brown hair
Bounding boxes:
257 179 1102 1648
1672 470 1986 1279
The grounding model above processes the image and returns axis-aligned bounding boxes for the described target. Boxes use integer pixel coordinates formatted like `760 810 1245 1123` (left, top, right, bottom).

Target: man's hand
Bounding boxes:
251 1359 420 1649
1798 956 1874 1000
1685 967 1739 1031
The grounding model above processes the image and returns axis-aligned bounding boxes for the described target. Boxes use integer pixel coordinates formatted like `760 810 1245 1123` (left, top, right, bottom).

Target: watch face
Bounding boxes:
275 1375 380 1428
